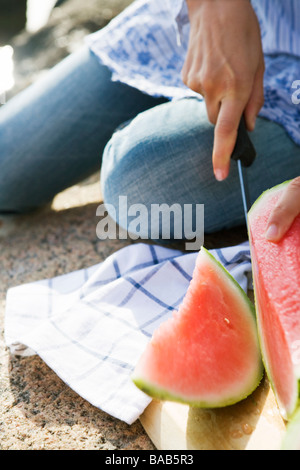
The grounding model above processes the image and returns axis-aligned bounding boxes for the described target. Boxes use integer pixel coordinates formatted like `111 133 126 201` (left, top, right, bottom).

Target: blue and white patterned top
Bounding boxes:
86 0 300 146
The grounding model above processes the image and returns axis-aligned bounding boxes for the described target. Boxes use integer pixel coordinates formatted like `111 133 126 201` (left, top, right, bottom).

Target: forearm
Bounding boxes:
182 0 264 180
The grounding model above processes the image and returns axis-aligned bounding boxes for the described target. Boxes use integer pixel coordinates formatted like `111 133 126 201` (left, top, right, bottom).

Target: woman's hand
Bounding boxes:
182 0 265 181
266 177 300 242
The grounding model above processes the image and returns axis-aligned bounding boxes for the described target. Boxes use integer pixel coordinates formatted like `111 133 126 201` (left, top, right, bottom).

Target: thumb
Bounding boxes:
266 177 300 242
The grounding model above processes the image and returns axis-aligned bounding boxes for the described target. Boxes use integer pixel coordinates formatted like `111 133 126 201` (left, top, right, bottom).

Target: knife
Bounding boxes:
230 116 256 229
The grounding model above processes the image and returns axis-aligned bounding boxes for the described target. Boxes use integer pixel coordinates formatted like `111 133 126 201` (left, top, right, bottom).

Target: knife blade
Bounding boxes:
231 116 256 229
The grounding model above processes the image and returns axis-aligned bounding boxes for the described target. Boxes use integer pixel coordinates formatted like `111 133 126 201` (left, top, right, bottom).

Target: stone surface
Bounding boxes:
0 177 156 450
0 0 154 450
0 0 27 43
7 0 133 97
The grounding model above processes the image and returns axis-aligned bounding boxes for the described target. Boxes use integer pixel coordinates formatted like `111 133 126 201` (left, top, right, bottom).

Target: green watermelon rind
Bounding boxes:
249 274 298 420
248 180 291 220
132 247 264 408
202 248 257 322
248 180 300 420
132 375 262 409
281 407 300 450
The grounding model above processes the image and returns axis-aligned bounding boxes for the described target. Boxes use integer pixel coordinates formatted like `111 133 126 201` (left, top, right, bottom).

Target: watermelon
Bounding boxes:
281 408 300 450
248 181 300 420
132 248 263 408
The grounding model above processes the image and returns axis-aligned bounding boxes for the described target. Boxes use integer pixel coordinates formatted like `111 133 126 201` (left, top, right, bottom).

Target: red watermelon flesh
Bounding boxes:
248 181 300 420
132 248 263 408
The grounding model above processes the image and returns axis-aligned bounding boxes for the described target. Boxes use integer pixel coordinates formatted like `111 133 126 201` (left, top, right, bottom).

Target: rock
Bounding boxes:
7 0 133 98
0 0 27 43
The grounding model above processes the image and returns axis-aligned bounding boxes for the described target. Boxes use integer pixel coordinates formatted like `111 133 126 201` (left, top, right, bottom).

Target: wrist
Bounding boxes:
186 0 252 23
186 0 251 10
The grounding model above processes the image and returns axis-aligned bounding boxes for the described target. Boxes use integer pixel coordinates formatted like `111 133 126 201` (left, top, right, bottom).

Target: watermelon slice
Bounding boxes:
248 181 300 420
132 248 263 408
281 408 300 450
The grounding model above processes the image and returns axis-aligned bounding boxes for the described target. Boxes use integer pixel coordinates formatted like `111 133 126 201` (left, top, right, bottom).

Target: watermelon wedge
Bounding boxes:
248 181 300 420
132 248 263 408
281 408 300 450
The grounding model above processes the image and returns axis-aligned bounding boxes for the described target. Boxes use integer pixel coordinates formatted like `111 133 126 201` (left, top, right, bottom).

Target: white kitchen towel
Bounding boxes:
5 242 252 425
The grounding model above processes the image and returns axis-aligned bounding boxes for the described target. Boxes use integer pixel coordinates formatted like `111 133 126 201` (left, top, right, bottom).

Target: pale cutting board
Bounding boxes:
140 376 287 450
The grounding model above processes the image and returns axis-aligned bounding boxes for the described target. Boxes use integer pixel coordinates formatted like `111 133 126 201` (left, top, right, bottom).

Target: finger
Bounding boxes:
205 97 220 125
181 54 204 96
244 59 265 131
266 177 300 242
212 97 245 181
181 57 192 88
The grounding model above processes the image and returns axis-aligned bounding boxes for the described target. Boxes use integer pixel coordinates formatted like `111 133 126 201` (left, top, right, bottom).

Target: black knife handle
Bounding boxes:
231 116 256 167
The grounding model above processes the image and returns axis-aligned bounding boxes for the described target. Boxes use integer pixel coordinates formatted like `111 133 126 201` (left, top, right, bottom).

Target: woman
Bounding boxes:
0 0 299 242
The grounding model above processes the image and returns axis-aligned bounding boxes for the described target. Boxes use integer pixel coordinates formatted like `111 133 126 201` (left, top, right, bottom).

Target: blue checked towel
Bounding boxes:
5 242 252 424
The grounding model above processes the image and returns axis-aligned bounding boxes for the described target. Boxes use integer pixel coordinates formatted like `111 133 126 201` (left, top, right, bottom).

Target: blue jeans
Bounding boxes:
1 46 299 236
0 46 167 212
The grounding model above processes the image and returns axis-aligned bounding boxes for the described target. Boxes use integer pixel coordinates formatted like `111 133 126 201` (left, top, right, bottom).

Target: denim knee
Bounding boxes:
101 99 292 238
100 124 147 235
100 102 212 240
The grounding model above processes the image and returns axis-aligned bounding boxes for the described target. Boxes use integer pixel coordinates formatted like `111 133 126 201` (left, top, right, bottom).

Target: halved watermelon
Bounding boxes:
281 408 300 450
132 248 263 408
248 181 300 420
